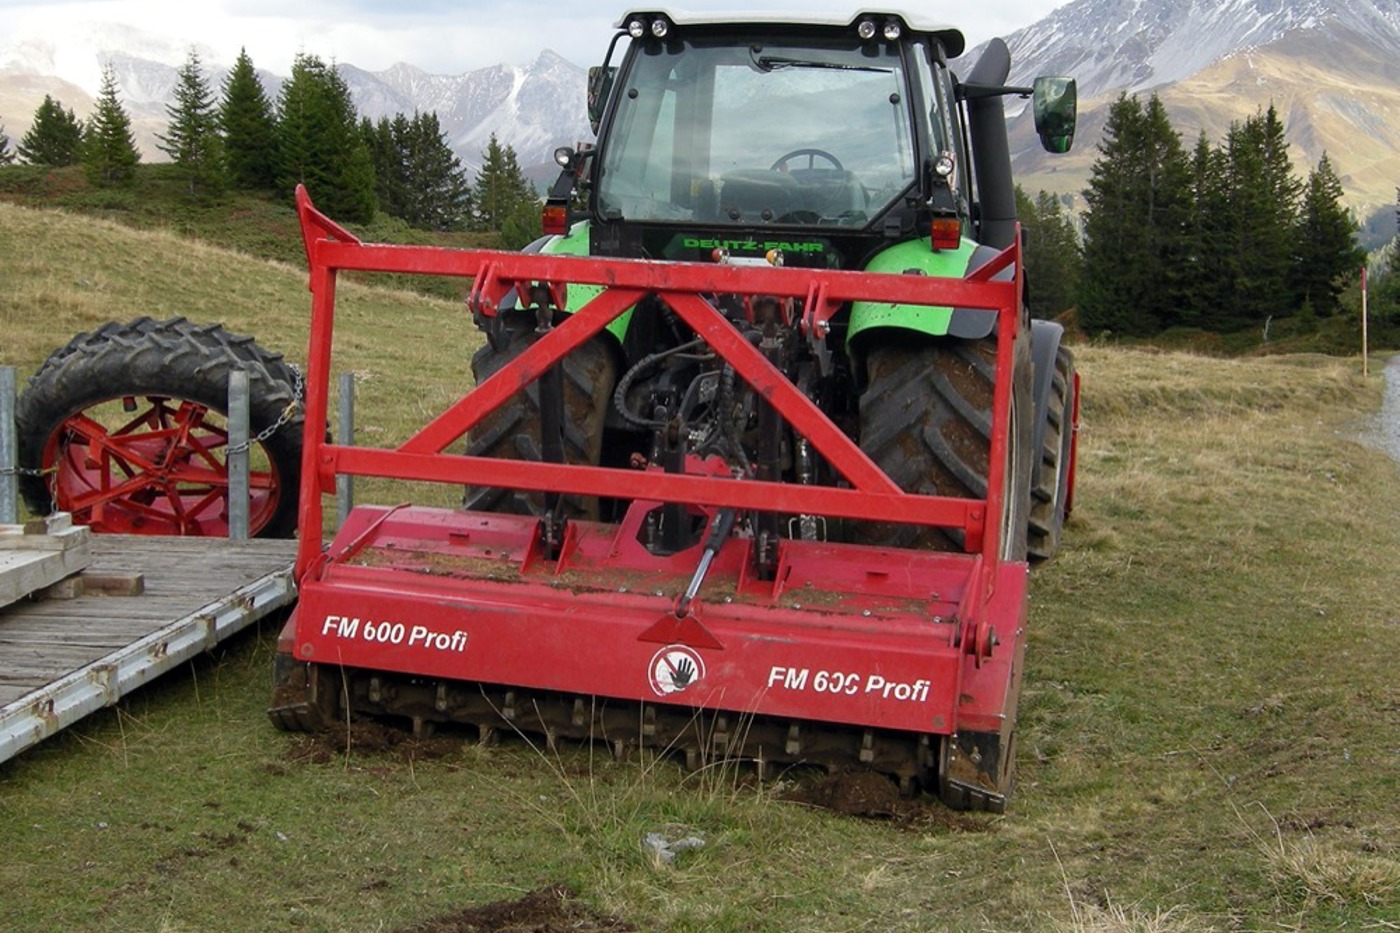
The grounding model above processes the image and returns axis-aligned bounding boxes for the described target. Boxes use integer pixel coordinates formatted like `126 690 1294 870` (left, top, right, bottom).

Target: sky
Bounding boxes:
0 0 1070 80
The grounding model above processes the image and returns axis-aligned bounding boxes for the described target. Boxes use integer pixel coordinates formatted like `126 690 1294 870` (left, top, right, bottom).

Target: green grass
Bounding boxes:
2 201 1400 931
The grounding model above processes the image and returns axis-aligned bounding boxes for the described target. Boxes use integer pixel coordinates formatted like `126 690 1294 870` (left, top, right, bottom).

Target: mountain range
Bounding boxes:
2 1 1397 240
1001 0 1400 241
0 23 591 185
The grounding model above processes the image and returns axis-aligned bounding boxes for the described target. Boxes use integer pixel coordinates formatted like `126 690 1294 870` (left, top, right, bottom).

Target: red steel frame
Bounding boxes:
287 185 1030 744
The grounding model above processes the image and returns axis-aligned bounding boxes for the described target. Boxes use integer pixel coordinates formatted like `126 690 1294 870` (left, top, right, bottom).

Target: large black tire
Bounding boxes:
25 316 302 390
853 332 1033 558
1027 346 1076 561
464 322 616 520
15 317 303 537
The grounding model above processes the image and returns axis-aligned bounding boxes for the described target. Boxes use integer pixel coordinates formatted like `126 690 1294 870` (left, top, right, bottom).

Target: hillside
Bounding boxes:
0 163 496 301
2 199 1399 931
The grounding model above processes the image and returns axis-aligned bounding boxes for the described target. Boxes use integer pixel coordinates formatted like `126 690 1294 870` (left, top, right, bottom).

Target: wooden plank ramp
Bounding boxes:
0 534 298 765
0 514 92 610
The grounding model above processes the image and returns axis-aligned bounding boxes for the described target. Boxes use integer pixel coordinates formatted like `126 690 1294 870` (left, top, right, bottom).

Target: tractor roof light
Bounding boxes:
626 15 670 40
857 17 902 41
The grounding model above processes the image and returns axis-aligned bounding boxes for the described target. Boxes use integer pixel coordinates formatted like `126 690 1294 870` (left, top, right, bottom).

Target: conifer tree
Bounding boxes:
81 65 141 186
396 112 470 230
469 134 539 246
219 49 278 190
17 95 84 166
275 56 316 195
158 49 225 195
276 54 376 222
1292 152 1364 317
1223 105 1301 327
1376 240 1400 325
361 114 408 220
1078 93 1190 336
1015 185 1080 318
1183 131 1235 329
0 123 14 165
1391 238 1400 296
498 198 544 250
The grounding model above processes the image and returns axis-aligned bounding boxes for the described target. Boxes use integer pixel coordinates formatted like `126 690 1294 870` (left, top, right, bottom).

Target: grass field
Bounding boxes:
1 201 1399 931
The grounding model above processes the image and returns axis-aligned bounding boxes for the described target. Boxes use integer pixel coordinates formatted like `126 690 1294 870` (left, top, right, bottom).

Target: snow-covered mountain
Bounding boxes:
0 23 211 91
1003 0 1400 98
0 23 589 184
336 51 591 181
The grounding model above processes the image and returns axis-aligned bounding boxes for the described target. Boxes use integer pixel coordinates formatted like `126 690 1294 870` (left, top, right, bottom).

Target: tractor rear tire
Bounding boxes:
464 324 616 520
1028 346 1076 561
853 332 1033 558
15 317 303 537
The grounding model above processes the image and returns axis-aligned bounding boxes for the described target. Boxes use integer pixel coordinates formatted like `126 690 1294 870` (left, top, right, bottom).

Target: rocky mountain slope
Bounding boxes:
995 0 1400 235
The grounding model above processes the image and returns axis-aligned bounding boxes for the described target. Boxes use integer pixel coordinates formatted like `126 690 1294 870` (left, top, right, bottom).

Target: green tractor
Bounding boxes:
468 10 1079 566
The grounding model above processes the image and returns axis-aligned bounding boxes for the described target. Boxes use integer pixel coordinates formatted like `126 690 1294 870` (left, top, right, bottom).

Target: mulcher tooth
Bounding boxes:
267 658 337 733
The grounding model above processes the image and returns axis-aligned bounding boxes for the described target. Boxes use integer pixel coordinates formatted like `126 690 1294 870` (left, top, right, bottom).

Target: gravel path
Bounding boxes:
1378 355 1400 463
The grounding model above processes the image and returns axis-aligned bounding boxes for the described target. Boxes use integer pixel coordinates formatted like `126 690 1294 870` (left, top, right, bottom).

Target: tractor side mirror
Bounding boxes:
1032 76 1077 154
587 66 616 135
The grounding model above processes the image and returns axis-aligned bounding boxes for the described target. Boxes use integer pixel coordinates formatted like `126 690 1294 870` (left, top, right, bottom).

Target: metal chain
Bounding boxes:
226 364 305 457
0 464 54 478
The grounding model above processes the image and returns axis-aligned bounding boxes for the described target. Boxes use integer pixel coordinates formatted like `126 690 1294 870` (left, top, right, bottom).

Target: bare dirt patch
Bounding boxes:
781 771 992 832
284 719 465 765
396 884 635 933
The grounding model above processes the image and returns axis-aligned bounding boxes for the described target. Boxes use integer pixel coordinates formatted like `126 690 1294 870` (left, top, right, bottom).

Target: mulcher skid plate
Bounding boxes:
271 187 1032 812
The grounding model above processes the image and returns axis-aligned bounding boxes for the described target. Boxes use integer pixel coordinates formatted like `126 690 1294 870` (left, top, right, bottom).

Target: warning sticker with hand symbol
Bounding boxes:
648 645 706 696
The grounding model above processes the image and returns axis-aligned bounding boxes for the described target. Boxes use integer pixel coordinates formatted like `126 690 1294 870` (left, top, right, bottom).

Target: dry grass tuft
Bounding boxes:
1055 898 1217 933
1049 839 1218 933
1228 801 1400 913
1262 829 1400 910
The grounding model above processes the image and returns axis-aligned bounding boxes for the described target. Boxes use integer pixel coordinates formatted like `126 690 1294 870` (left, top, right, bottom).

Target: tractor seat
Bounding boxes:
717 169 801 220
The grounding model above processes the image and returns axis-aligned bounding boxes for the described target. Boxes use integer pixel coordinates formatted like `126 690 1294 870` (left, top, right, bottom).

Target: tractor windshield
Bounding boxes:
596 34 921 229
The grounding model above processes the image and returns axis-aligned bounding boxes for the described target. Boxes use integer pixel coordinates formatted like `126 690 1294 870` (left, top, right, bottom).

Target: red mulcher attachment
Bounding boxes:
271 186 1031 811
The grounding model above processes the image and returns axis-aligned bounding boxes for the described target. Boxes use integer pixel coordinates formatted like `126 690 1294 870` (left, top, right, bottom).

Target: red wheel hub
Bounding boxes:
43 394 283 536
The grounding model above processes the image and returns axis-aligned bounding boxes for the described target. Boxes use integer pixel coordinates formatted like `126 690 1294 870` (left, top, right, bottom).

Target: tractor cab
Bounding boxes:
548 10 1076 271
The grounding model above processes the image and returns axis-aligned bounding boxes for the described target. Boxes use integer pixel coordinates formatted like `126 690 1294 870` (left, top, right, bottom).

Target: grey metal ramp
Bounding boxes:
0 535 298 764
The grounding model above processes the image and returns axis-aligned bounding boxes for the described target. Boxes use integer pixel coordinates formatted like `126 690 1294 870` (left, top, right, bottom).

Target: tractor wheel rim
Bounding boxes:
43 394 282 536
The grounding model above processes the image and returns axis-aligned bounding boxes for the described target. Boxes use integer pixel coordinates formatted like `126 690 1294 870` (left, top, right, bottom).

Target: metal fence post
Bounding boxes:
0 367 17 525
228 369 250 540
336 371 355 528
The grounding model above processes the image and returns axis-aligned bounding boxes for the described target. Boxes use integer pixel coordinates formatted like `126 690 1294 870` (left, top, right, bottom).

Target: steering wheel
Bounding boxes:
770 148 844 174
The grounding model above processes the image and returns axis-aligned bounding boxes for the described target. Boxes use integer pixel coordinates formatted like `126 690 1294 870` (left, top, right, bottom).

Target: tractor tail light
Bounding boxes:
930 217 961 251
542 204 568 236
